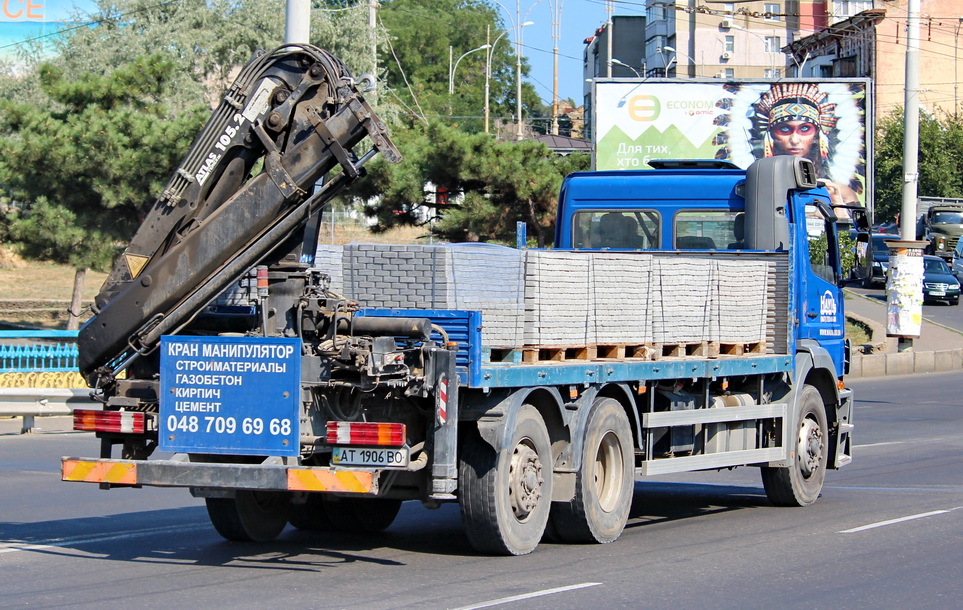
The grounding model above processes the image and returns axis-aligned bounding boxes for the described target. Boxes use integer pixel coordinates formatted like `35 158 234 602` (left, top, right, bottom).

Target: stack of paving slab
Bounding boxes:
318 243 772 352
335 243 524 347
710 258 769 344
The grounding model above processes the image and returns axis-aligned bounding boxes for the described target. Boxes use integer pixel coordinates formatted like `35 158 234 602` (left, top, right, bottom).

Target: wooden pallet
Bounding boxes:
516 344 659 363
488 341 767 364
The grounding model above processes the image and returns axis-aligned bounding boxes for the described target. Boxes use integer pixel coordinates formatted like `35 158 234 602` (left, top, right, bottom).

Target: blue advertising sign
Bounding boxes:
159 336 301 457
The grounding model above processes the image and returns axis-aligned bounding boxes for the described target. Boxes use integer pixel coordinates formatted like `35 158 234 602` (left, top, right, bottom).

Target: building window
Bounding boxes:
764 3 780 20
646 35 667 58
724 2 734 13
725 36 735 53
764 36 781 53
764 68 782 78
832 1 873 20
646 1 666 21
724 68 735 79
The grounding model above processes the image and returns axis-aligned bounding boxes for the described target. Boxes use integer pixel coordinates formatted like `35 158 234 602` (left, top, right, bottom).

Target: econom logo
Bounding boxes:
626 95 661 121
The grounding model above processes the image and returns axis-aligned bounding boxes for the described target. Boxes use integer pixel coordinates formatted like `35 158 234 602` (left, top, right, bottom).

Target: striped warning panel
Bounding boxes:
287 469 374 493
62 460 137 485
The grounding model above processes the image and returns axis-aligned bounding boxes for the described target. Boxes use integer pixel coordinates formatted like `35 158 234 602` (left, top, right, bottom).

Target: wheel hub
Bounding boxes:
594 431 623 512
508 440 543 521
797 417 824 478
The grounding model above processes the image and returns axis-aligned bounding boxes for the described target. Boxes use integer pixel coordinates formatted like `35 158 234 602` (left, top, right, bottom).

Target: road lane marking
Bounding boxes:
826 486 963 493
0 523 210 555
453 582 602 609
855 441 906 448
838 506 963 533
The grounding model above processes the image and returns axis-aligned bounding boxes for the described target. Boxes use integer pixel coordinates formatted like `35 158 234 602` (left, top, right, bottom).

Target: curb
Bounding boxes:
849 347 963 378
846 312 963 378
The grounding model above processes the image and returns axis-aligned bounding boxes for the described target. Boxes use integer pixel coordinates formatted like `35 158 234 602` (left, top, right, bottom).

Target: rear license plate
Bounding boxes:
332 446 409 468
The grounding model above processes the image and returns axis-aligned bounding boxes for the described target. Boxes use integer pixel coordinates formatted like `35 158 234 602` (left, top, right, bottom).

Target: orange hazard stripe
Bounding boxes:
287 469 374 493
62 460 137 485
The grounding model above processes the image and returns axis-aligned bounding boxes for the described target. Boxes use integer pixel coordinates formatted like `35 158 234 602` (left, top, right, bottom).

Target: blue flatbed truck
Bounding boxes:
62 46 856 556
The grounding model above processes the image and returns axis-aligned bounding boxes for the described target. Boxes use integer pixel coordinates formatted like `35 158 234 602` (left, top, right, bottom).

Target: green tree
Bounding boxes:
352 122 589 246
50 0 374 114
378 0 543 133
0 56 204 270
875 110 963 223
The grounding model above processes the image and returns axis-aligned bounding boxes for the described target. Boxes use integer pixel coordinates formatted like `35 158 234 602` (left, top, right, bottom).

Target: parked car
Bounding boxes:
867 233 896 287
922 255 961 305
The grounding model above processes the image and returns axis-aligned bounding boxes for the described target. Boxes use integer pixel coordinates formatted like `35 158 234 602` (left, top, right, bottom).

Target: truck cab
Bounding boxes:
554 157 850 378
919 205 963 261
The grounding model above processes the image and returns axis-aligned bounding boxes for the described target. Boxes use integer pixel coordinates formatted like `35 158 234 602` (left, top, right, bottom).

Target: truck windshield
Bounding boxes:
931 212 963 224
573 210 659 249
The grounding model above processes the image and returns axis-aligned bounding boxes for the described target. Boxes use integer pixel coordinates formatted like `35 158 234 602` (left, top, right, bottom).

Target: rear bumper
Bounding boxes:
62 457 378 494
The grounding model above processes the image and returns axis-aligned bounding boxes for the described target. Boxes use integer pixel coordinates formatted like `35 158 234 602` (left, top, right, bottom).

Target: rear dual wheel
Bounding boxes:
550 398 634 544
459 405 553 555
206 490 292 542
207 490 402 542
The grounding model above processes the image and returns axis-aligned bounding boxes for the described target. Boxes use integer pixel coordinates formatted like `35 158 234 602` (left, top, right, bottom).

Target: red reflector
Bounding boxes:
325 421 406 447
73 409 146 434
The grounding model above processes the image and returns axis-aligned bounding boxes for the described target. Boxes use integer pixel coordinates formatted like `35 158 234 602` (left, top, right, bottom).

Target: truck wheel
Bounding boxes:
205 490 291 542
288 494 334 531
550 398 633 543
761 386 828 507
322 497 403 533
459 405 553 555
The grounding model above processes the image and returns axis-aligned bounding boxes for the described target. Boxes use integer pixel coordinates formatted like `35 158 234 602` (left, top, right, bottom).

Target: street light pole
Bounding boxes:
549 0 563 135
486 23 532 134
611 58 642 77
449 43 491 95
955 17 963 112
663 45 697 77
515 0 524 140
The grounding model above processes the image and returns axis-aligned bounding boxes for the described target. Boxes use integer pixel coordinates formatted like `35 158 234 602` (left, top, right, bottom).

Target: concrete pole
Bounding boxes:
890 0 924 352
515 0 523 140
485 25 491 134
550 0 561 135
285 0 310 44
605 1 613 78
370 0 378 104
900 0 920 242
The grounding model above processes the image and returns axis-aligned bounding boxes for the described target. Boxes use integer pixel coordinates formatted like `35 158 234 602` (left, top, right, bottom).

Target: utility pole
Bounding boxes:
888 0 926 350
605 0 613 78
285 0 310 44
900 0 920 243
515 0 524 140
370 0 378 104
550 0 563 135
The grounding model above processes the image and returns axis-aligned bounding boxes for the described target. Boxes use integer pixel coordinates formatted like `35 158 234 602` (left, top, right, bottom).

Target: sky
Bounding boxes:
1 0 637 104
490 0 640 105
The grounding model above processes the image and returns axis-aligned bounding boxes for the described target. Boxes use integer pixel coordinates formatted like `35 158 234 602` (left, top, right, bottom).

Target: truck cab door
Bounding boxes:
799 202 846 376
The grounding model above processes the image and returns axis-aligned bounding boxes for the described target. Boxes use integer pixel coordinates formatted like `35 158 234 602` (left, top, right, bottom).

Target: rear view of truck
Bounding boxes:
63 44 854 555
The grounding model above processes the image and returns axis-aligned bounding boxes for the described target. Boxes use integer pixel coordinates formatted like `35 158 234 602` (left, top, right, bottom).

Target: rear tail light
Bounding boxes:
325 421 406 447
73 409 147 434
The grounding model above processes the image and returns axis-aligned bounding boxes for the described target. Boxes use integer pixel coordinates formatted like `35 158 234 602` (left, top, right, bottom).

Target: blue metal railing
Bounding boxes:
0 331 80 373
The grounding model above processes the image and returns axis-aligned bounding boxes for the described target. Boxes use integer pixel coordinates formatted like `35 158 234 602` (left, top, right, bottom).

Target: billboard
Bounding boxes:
1 0 95 62
592 79 872 210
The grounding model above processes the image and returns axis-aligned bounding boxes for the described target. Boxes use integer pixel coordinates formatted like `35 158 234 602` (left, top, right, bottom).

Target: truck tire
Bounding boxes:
205 490 291 542
288 494 334 531
459 405 553 555
761 385 828 506
321 497 403 533
550 397 634 543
